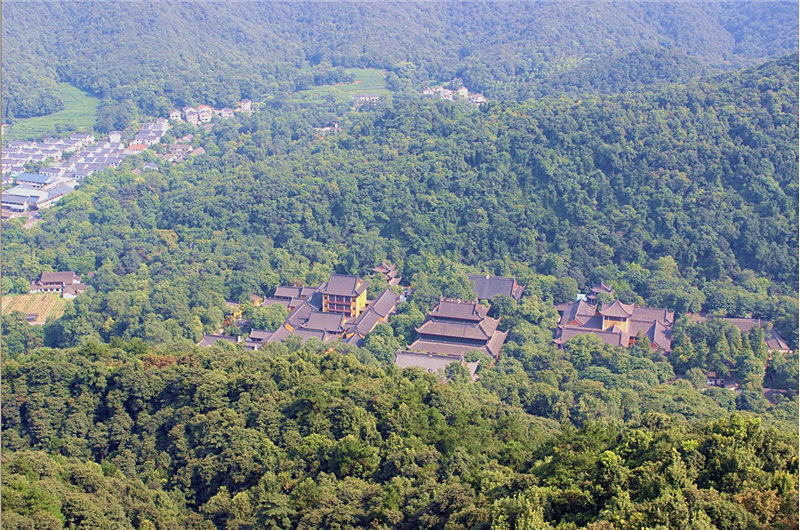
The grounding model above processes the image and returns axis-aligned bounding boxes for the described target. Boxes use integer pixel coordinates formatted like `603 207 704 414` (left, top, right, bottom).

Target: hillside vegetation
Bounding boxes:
3 55 796 346
2 83 99 141
1 4 797 528
2 2 797 120
2 341 797 528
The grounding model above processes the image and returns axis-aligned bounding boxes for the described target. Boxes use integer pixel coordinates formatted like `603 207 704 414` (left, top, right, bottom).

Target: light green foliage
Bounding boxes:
247 304 289 332
3 84 99 141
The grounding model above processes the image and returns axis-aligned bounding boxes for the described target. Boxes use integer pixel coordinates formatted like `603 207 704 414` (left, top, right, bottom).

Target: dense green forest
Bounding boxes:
2 340 798 528
2 2 798 527
2 2 797 120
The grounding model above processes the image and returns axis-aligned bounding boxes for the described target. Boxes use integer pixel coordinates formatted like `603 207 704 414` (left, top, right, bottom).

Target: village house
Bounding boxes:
183 107 199 125
30 271 86 297
468 94 488 105
554 292 674 352
705 372 726 387
353 94 380 105
1 185 60 214
196 105 213 123
169 109 182 121
38 166 68 179
468 273 525 301
237 99 252 112
69 133 95 149
124 144 147 156
169 144 192 158
34 184 75 209
313 123 342 137
1 193 37 213
14 173 56 189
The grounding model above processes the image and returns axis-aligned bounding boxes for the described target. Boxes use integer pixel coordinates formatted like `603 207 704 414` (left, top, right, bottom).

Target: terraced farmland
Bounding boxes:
1 294 68 324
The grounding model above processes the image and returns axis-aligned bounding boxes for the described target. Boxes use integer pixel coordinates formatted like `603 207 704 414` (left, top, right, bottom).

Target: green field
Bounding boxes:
3 83 99 142
292 68 391 103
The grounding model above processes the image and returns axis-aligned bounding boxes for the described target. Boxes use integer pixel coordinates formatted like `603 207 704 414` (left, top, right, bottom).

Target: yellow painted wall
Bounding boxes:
354 290 367 317
603 316 628 333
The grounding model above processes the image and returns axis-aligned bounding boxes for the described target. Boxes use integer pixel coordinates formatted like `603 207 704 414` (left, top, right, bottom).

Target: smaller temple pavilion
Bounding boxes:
554 292 674 352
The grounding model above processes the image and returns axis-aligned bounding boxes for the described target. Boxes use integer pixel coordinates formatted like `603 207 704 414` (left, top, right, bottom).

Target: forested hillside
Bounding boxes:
3 54 797 347
2 3 798 527
2 2 797 120
2 340 798 528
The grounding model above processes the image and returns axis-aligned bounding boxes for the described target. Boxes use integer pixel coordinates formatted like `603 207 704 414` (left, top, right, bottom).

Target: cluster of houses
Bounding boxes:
352 95 381 108
1 173 77 216
29 271 86 299
422 85 488 105
1 133 95 182
171 100 252 126
160 134 204 163
124 118 170 154
0 100 245 219
1 132 132 218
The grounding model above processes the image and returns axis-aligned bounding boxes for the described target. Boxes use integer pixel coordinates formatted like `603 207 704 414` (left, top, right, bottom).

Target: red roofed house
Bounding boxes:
124 143 147 155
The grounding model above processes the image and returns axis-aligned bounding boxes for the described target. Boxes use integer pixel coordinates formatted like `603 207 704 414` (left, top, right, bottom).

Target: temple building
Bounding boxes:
407 298 508 358
586 282 615 304
687 314 791 354
373 261 402 286
244 273 397 348
319 274 368 318
467 274 525 301
394 298 508 379
554 295 674 352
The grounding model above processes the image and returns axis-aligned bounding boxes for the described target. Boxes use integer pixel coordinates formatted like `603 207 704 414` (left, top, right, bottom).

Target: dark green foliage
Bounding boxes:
1 342 796 528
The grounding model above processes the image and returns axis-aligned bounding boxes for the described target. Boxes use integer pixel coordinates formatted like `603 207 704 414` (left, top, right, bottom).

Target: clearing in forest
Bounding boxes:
293 68 391 102
1 294 68 324
3 83 100 142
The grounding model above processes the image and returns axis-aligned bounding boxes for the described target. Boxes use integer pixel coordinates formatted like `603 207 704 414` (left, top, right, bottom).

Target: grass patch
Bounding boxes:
2 294 68 324
292 68 391 103
3 83 99 142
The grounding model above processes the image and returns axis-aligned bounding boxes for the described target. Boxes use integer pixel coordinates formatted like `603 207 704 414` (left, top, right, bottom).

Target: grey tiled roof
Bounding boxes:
468 274 524 301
